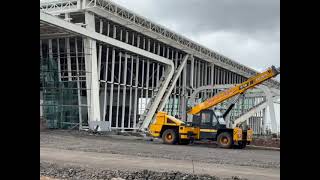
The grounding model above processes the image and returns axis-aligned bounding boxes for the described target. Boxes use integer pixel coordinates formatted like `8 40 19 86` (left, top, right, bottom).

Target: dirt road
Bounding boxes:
40 130 280 180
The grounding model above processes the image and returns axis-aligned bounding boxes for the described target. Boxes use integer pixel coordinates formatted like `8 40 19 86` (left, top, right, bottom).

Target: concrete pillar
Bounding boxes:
84 11 101 122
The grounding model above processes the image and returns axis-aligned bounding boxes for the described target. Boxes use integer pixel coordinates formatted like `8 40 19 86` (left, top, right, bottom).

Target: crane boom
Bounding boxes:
187 66 280 115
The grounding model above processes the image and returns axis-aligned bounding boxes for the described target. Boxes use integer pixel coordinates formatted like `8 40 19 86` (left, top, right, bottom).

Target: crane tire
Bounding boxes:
162 129 178 144
217 132 233 148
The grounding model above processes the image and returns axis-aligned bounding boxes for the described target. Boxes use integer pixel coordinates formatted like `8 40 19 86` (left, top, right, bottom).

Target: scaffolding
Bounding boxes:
40 37 91 129
40 57 80 128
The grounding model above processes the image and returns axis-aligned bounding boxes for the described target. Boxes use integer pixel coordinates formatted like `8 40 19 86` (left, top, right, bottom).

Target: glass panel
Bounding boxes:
201 112 211 124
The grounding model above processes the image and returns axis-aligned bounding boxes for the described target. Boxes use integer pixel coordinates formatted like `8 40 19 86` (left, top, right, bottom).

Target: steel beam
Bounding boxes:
40 12 173 66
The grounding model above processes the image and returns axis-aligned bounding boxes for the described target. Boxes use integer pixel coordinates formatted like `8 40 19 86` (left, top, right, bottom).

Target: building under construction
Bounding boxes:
40 0 280 135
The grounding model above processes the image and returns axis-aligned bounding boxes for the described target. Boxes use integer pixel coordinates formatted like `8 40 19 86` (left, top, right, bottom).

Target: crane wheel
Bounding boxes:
217 132 233 148
162 129 178 144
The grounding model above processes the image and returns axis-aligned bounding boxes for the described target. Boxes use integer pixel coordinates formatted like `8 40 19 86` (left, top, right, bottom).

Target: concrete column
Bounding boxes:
84 11 101 122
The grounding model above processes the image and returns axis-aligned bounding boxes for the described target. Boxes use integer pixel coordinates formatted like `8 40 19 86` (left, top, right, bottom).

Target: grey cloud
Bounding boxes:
116 0 279 74
136 0 279 35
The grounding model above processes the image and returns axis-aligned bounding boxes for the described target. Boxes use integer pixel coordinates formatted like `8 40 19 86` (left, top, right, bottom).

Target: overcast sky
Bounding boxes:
115 0 280 74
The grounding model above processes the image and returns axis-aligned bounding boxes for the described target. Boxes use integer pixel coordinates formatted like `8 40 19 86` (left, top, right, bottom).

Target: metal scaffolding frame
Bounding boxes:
40 37 91 129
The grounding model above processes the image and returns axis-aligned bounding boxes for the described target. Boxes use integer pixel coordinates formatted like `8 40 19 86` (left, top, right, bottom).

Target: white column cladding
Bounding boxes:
84 11 101 122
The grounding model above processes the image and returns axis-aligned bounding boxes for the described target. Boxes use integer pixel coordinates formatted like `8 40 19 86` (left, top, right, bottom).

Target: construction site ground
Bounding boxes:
40 130 280 180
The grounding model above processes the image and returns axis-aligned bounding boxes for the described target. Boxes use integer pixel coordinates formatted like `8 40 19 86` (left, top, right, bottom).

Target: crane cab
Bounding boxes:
192 109 225 138
191 109 253 148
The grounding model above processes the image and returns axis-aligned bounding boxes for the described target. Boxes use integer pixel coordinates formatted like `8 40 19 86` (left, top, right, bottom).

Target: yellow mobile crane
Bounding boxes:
148 66 280 149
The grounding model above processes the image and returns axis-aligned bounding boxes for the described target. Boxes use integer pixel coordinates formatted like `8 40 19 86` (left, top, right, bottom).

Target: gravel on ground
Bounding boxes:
40 161 247 180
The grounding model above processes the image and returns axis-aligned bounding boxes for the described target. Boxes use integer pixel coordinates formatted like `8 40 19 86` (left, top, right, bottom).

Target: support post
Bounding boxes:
84 11 101 123
75 38 83 129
